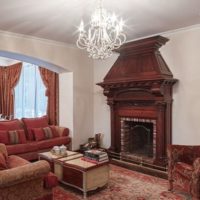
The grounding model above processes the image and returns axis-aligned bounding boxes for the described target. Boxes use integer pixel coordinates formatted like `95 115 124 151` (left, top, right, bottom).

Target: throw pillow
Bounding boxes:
32 128 45 141
62 128 69 136
0 152 8 170
22 116 49 140
0 130 9 144
43 127 53 139
8 130 27 144
49 126 59 138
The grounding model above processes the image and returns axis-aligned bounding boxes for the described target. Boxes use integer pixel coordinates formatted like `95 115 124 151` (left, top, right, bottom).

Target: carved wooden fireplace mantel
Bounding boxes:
97 36 177 169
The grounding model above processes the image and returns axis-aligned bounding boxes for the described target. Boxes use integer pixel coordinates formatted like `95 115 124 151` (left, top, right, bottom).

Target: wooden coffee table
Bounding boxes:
38 150 80 171
54 155 110 198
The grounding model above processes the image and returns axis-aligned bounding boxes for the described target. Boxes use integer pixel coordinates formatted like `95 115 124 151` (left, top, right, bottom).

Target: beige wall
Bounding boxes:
162 26 200 144
0 31 94 150
93 26 200 148
93 54 118 148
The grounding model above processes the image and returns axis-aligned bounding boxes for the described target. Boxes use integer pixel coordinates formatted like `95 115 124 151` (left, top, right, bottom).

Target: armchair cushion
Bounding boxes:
7 155 29 168
167 144 200 199
0 160 50 188
174 162 193 179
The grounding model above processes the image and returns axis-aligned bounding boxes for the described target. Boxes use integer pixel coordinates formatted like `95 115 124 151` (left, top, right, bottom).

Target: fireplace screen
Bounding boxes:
121 118 156 161
129 122 153 157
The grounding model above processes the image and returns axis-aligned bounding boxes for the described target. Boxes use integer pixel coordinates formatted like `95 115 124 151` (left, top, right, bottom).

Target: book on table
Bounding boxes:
85 150 108 158
81 156 109 164
84 149 109 163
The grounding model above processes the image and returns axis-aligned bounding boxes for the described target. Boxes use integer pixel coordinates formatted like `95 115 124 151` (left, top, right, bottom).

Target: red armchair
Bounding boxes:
167 144 200 200
0 143 57 200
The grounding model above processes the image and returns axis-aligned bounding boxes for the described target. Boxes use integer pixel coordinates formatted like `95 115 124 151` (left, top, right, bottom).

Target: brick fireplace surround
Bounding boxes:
98 36 177 171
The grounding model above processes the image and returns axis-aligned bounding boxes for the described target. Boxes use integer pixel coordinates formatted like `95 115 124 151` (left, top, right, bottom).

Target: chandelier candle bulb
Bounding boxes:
76 0 126 59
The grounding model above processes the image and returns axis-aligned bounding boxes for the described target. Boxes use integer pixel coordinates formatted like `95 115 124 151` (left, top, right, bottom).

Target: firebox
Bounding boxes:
97 36 177 169
121 117 156 165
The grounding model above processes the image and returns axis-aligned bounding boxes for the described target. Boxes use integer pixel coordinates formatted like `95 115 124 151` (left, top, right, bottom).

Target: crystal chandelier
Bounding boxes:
76 0 126 59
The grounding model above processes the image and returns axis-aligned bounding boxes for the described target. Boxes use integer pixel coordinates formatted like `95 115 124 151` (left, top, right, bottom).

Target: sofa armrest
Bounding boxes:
0 160 50 188
0 143 8 159
54 126 69 137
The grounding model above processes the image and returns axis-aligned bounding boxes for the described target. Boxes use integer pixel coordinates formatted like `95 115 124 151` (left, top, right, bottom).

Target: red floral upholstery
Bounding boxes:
0 143 56 200
167 145 200 200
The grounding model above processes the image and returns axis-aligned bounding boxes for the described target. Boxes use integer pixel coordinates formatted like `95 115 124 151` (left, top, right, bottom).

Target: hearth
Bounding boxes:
97 36 177 170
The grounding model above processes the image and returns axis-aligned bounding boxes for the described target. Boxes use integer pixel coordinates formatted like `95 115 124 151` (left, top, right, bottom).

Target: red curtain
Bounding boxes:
0 63 22 118
39 67 59 125
0 67 4 115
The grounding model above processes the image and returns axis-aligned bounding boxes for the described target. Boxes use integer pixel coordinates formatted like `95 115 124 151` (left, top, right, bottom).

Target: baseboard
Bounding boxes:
110 158 168 179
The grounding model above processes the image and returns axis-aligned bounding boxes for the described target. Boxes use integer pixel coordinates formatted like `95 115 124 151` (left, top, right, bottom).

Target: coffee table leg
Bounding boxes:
83 191 87 199
83 172 87 199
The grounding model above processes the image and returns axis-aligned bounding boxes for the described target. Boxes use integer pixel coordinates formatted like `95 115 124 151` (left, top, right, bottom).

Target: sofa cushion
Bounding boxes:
37 136 71 150
0 130 10 144
22 116 49 140
0 152 8 170
0 119 23 131
32 128 45 141
6 142 38 155
8 130 27 144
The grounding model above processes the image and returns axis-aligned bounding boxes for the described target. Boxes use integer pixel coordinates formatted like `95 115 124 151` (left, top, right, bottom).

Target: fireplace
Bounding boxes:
97 36 177 169
121 117 156 164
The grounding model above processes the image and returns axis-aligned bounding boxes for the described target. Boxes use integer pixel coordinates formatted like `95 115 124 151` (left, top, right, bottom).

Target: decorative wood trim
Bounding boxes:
97 35 177 168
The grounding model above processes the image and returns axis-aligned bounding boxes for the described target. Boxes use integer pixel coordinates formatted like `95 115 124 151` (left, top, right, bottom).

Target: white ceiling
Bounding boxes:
0 0 199 45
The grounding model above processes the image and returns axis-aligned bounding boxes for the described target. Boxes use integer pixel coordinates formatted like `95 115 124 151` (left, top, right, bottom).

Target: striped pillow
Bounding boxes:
8 130 26 144
43 127 53 139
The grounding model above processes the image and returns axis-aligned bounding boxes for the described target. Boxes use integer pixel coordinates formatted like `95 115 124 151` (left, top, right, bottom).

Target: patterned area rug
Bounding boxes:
53 164 191 200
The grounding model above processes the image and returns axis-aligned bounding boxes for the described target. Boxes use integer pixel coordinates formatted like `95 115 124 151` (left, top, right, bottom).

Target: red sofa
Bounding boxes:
0 116 71 160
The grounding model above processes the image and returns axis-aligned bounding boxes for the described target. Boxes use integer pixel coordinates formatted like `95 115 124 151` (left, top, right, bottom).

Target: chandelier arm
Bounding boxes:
76 0 126 59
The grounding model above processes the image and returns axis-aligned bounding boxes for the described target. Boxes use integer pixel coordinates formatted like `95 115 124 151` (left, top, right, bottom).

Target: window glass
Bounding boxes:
14 63 47 118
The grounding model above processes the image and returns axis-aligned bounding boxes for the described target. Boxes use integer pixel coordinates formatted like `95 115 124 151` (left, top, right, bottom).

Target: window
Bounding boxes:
14 63 47 118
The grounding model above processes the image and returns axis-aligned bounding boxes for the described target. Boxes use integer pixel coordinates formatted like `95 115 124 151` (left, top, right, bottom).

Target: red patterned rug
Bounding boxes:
53 164 191 200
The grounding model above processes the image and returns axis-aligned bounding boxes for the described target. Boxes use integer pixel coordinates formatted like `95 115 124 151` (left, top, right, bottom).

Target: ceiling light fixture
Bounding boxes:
76 0 126 59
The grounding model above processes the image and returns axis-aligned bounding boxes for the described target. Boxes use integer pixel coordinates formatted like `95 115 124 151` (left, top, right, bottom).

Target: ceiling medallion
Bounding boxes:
76 0 126 59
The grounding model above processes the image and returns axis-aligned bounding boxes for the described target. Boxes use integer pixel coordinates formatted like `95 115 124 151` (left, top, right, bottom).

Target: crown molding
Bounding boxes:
126 24 200 43
0 30 77 49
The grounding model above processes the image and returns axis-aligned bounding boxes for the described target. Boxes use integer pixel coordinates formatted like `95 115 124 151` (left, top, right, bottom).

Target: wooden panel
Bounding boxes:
63 166 83 188
86 165 109 191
